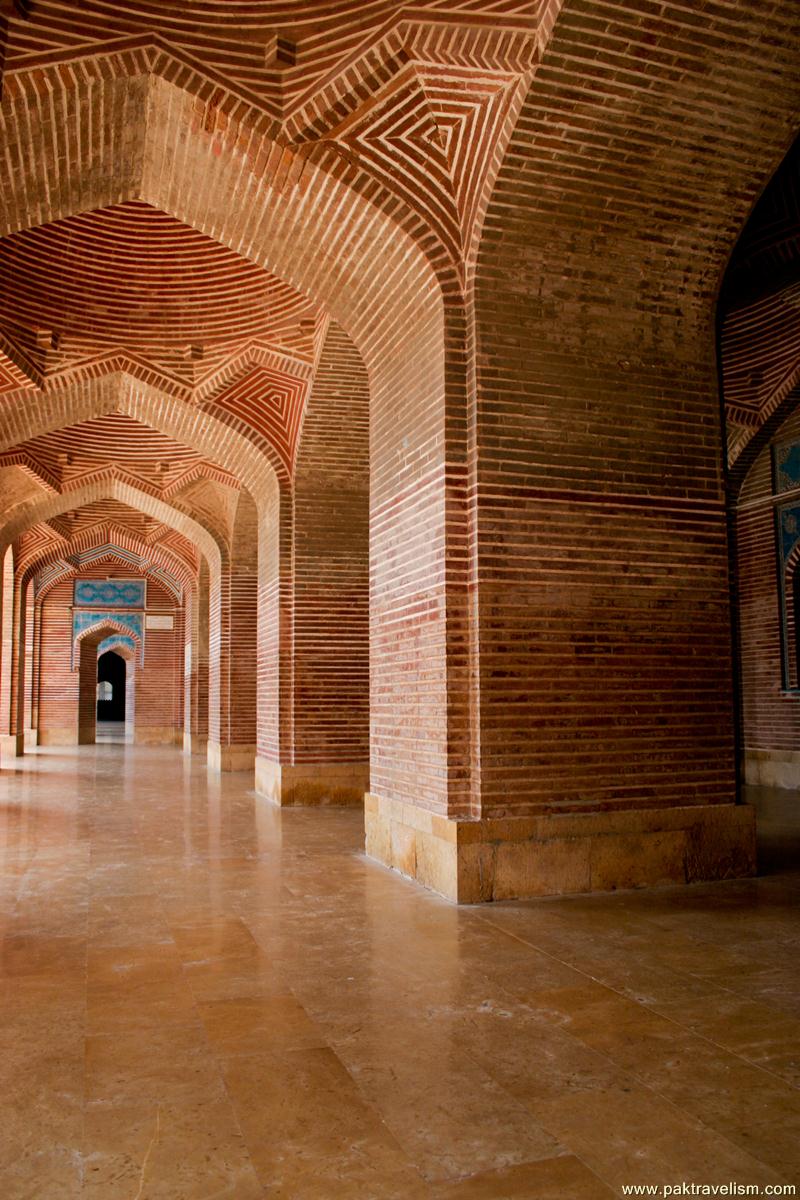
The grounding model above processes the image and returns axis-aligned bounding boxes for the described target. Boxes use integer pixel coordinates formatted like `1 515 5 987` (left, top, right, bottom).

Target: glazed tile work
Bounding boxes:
1 746 798 1198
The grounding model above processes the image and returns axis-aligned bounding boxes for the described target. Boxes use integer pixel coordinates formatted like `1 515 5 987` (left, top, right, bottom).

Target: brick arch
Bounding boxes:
0 373 281 514
722 304 800 467
0 478 223 574
97 638 136 663
75 617 143 745
730 385 800 503
76 617 144 656
0 51 473 814
17 515 198 582
0 47 443 375
23 532 193 606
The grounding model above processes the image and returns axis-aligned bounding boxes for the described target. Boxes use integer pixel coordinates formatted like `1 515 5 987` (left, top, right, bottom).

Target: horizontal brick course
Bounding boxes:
0 0 795 898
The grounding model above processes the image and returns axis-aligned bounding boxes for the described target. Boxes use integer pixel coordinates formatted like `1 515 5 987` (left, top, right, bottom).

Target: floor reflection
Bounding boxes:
0 744 798 1198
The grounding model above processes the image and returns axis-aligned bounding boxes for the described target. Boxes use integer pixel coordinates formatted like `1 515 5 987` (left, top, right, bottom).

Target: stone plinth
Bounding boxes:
37 728 78 746
744 748 800 789
134 726 178 746
365 794 757 903
256 758 368 807
207 740 256 773
183 732 208 756
0 732 24 757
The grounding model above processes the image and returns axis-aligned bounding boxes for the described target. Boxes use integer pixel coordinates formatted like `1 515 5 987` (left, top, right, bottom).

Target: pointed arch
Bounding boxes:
0 478 222 573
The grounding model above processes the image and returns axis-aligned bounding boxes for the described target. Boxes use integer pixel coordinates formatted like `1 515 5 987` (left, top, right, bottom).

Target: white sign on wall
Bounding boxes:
146 613 174 631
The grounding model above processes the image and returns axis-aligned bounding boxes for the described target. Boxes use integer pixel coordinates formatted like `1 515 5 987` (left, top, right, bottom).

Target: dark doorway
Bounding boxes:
97 651 126 723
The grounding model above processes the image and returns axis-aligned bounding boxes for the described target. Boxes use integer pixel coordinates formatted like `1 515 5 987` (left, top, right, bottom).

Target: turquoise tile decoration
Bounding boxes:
773 438 800 494
97 635 137 657
74 579 146 608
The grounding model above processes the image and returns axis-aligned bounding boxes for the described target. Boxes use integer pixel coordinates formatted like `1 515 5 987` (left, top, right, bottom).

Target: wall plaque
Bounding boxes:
146 614 174 631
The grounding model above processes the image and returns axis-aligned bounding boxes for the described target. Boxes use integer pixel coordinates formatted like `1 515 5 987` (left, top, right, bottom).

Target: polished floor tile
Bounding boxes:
1 743 799 1197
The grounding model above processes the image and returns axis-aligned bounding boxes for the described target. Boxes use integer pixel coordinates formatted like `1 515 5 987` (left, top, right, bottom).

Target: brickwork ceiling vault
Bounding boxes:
0 0 540 573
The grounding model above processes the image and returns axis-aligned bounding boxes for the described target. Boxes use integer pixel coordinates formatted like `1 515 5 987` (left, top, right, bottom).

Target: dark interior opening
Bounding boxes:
97 650 126 722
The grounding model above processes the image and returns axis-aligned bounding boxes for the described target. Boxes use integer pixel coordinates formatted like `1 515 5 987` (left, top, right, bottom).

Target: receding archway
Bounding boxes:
97 649 126 722
77 621 142 746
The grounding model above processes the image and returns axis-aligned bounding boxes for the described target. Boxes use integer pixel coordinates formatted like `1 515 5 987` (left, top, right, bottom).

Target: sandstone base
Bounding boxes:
744 748 800 788
0 733 24 757
207 740 256 773
184 732 208 756
365 794 757 903
37 728 78 746
134 726 178 746
256 758 368 807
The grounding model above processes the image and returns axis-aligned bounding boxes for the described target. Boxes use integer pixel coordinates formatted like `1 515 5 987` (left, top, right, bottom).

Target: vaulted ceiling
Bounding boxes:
1 412 238 495
2 1 531 117
0 408 242 603
0 201 319 386
1 0 780 593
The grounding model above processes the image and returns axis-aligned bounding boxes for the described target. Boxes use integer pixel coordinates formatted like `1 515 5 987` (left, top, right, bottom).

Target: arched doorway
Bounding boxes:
77 623 140 746
96 649 126 741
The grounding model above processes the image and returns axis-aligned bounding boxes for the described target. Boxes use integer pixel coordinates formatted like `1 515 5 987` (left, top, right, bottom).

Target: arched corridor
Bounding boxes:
1 0 800 1194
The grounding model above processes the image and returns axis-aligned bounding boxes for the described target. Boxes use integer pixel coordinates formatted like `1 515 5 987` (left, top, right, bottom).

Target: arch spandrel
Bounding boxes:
22 532 194 605
75 617 144 655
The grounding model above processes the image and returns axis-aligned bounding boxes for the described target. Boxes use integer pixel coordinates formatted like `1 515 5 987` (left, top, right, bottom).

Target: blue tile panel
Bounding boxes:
74 579 146 608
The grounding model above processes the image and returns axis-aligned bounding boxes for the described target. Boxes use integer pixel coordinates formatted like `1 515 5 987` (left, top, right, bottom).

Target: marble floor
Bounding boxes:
1 745 799 1199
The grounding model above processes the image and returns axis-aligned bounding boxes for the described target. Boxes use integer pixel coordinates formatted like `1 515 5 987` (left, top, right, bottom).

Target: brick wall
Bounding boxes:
0 546 13 736
292 321 369 767
256 483 285 764
226 489 258 751
37 567 183 745
471 1 800 818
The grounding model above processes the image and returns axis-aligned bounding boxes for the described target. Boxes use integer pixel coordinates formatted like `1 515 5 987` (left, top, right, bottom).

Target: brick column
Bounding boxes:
77 638 98 744
0 546 15 758
9 575 29 755
23 590 34 747
125 660 136 740
30 598 42 736
255 323 370 807
207 491 258 773
365 2 800 901
183 578 206 755
183 563 209 756
134 588 183 745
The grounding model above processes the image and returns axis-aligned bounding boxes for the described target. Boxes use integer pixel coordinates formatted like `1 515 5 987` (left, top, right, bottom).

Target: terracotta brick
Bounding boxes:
0 0 795 900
